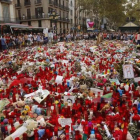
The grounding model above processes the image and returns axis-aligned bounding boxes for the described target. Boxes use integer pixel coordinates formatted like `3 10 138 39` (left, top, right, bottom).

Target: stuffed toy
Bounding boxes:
13 100 25 110
36 116 46 128
5 119 38 140
31 105 42 117
20 105 30 120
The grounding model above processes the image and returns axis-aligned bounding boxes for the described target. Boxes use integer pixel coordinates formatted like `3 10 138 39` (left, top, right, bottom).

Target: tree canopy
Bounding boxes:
78 0 127 27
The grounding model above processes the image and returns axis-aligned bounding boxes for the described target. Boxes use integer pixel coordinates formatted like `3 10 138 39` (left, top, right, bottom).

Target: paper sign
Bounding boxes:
64 96 75 105
11 126 27 140
24 89 50 104
55 75 63 85
34 90 50 103
123 64 134 79
134 77 140 82
59 118 72 127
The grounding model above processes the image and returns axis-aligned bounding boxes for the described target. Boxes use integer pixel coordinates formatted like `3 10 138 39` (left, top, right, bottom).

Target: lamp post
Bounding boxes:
48 10 60 35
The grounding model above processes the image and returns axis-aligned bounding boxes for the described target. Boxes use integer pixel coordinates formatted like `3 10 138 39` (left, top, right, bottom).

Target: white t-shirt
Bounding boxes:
28 34 32 41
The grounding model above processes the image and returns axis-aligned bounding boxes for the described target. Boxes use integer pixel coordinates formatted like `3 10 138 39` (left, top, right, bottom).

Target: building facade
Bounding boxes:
68 0 75 32
13 0 70 34
74 0 89 32
0 0 16 23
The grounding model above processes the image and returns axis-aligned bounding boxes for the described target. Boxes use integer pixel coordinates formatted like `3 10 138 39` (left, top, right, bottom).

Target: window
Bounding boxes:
35 7 43 18
25 0 30 2
17 0 20 4
27 9 31 19
71 1 72 6
38 20 42 27
48 8 53 14
18 10 21 19
59 11 61 17
71 10 72 16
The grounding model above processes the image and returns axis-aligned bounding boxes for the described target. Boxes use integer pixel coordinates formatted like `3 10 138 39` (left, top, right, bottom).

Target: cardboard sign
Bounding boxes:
123 64 134 79
59 118 72 127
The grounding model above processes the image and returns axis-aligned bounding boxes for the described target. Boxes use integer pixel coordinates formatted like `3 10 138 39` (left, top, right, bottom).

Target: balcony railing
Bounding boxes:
15 3 21 7
54 2 58 7
0 0 12 3
0 17 20 23
20 14 50 21
35 0 42 5
24 1 31 6
62 18 70 22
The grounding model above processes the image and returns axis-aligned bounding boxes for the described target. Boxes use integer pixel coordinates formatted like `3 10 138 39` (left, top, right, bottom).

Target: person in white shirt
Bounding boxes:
28 33 32 46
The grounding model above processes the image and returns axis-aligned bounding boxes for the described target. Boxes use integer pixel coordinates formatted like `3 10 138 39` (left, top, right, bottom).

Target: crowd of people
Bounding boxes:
0 31 140 50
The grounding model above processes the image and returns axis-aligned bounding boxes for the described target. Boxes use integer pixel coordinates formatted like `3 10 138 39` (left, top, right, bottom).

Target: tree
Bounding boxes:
78 0 127 27
125 1 140 25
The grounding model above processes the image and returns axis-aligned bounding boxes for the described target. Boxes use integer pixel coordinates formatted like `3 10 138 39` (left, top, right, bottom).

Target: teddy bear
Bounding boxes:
20 105 30 120
4 119 38 140
12 100 25 111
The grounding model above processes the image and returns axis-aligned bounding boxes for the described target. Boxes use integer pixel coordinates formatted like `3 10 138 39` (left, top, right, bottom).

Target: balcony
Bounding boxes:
54 2 58 7
0 17 20 23
59 4 63 9
19 14 49 21
15 3 21 8
0 0 12 4
62 18 69 22
24 1 31 6
35 0 42 5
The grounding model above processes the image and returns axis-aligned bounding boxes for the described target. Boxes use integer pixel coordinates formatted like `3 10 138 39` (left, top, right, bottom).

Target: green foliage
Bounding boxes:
78 0 127 27
125 1 140 25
